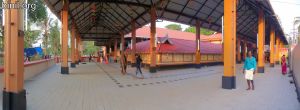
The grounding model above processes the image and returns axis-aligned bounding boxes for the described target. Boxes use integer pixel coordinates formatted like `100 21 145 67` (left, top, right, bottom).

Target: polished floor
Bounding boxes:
1 62 299 110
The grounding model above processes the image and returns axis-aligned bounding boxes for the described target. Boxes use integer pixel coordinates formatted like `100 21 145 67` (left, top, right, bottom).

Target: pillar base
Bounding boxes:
194 64 202 68
222 76 236 89
270 63 274 67
257 66 264 73
149 66 157 73
131 63 136 67
61 67 69 74
71 63 76 68
237 61 242 64
276 61 280 65
3 90 27 110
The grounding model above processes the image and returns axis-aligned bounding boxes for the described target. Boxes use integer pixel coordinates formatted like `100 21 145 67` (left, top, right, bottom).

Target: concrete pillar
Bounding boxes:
270 26 275 67
131 20 136 67
195 19 201 68
120 33 125 73
243 40 247 61
3 0 27 109
275 37 280 64
71 23 76 68
114 39 118 62
78 36 82 62
222 0 237 89
237 38 242 63
75 34 79 64
149 7 157 73
257 9 265 73
61 2 69 74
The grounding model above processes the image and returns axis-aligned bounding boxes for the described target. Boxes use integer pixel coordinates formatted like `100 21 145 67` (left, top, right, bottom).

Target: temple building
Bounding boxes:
124 26 223 67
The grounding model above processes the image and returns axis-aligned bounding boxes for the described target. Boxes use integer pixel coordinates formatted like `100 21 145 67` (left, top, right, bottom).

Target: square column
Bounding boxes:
270 26 275 67
78 36 82 62
257 9 265 73
222 0 237 89
114 39 118 62
75 35 79 64
275 37 280 64
195 20 201 68
3 0 27 109
120 33 125 74
61 2 69 74
243 40 247 61
237 38 242 63
131 20 137 67
149 7 157 73
71 23 76 68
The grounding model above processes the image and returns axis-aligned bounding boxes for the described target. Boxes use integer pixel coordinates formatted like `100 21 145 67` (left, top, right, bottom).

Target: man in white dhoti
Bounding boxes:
243 51 257 90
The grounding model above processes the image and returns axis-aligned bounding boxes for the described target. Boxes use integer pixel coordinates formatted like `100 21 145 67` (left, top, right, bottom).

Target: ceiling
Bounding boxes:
43 0 288 45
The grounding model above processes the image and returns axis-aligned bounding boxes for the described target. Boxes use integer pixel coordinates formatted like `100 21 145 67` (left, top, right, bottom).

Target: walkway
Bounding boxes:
1 62 300 110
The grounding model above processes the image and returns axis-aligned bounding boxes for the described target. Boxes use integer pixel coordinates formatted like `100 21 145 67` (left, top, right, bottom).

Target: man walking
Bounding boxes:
135 54 144 79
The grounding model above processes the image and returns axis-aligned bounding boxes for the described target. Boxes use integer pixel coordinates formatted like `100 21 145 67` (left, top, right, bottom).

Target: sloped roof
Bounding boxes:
43 0 287 44
127 37 222 54
125 26 222 41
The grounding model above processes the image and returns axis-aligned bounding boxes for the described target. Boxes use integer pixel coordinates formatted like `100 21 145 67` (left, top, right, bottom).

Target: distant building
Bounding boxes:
125 26 223 66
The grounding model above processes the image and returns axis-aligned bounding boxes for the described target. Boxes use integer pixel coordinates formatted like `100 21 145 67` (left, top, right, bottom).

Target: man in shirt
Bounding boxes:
243 51 257 90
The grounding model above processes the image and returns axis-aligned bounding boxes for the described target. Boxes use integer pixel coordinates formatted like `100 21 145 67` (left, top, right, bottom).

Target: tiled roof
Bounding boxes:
125 26 222 41
127 37 223 54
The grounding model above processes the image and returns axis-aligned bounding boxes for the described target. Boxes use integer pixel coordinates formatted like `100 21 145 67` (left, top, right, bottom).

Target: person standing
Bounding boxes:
135 54 144 79
243 51 257 90
281 55 287 75
89 54 92 62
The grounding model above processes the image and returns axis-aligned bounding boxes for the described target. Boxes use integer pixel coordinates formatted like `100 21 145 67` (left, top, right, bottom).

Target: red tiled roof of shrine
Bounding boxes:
125 26 222 41
126 37 223 54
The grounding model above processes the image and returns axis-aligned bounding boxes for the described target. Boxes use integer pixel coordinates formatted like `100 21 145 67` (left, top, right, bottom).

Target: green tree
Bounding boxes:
40 16 53 55
184 26 196 33
83 41 100 55
184 26 215 35
28 0 47 23
165 24 182 31
24 22 41 48
48 20 61 56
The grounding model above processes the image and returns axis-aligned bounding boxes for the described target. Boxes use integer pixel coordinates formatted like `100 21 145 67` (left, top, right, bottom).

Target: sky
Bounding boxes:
269 0 300 37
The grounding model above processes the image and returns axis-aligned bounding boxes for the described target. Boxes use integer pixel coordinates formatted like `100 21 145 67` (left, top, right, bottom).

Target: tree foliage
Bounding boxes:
184 26 215 35
83 41 100 55
28 0 47 23
165 24 182 31
24 22 41 48
48 20 61 56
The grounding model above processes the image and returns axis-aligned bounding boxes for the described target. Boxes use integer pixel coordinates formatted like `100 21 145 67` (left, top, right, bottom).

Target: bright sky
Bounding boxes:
269 0 300 36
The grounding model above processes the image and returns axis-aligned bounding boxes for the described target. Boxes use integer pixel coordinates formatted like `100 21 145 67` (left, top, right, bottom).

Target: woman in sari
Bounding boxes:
281 55 287 75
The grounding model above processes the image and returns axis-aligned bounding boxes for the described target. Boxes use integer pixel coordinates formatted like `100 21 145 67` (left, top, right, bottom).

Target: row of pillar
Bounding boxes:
61 2 82 74
222 0 285 89
2 1 84 109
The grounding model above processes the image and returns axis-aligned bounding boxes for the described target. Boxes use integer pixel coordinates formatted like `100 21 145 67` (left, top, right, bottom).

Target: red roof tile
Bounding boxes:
127 37 223 54
125 26 222 41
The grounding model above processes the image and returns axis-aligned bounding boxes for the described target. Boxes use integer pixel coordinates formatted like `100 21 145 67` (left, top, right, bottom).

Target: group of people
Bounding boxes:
243 50 288 91
120 53 144 79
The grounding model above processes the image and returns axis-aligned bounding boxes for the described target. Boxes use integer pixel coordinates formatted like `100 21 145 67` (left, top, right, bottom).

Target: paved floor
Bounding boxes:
1 62 300 110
